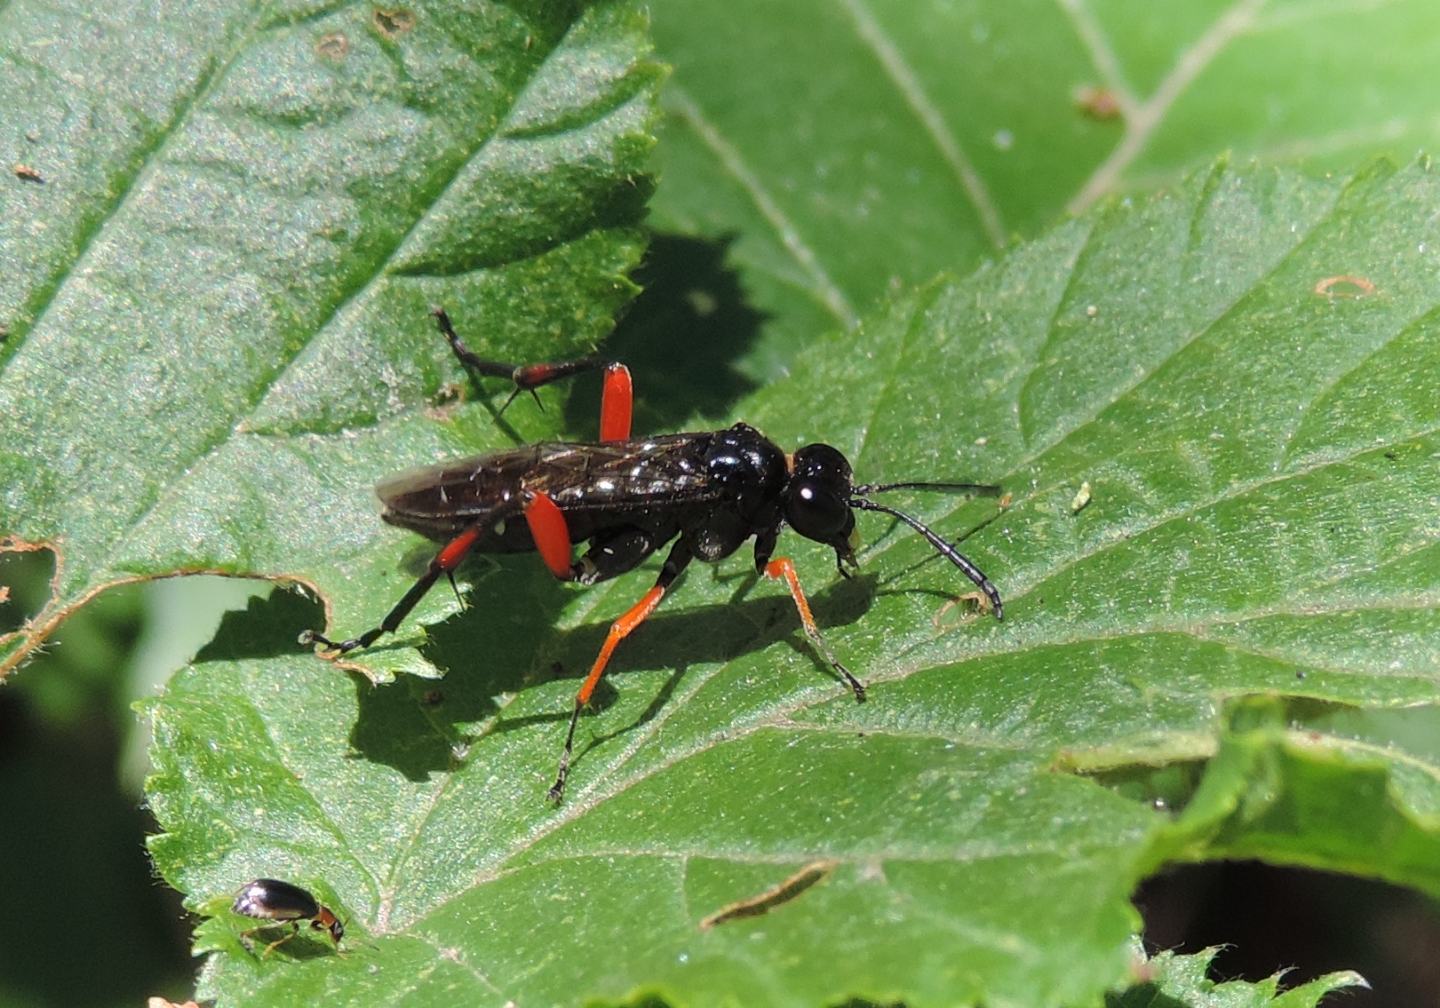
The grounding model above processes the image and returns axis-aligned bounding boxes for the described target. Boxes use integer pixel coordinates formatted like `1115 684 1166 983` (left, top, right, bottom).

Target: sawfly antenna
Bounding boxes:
848 496 1004 620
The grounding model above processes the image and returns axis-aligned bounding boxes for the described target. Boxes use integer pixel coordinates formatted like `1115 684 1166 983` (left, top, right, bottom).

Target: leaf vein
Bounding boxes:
15 35 238 404
1015 217 1102 449
1068 0 1267 214
1052 0 1140 114
1187 625 1436 684
408 931 507 997
665 83 859 330
910 174 1351 548
838 0 1006 249
379 677 542 929
1000 436 1438 618
853 281 949 470
98 11 601 577
891 592 1440 678
566 657 732 808
237 691 381 902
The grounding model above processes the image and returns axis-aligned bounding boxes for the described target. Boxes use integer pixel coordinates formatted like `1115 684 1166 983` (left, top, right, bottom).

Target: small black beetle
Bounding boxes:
232 878 344 954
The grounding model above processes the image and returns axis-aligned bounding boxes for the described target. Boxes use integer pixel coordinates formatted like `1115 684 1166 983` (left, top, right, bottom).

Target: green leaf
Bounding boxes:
1153 699 1440 891
648 0 1440 371
1107 946 1363 1008
0 0 663 680
147 160 1440 1006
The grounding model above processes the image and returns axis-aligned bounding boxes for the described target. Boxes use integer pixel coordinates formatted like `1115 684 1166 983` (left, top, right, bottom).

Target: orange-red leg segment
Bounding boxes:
524 490 573 579
301 520 489 653
599 363 633 442
437 524 482 570
578 585 665 707
548 540 693 802
764 557 866 701
547 583 667 802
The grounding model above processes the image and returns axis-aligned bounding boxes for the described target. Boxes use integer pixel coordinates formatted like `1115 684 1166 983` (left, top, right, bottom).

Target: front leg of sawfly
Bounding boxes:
764 557 866 701
300 522 489 654
548 539 694 802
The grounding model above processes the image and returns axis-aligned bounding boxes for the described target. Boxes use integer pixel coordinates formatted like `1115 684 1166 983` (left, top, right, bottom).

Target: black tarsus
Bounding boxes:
300 522 488 652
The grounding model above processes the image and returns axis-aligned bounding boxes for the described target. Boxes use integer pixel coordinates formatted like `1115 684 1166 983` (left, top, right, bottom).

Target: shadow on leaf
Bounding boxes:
347 567 875 782
1105 984 1191 1008
198 585 325 663
563 233 764 435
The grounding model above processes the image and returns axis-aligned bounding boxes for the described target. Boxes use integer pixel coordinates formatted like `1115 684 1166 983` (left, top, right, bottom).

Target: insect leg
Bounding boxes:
261 923 302 958
301 517 504 653
524 491 575 580
599 362 632 442
763 558 866 701
238 921 299 957
548 539 694 802
431 307 624 419
525 491 660 585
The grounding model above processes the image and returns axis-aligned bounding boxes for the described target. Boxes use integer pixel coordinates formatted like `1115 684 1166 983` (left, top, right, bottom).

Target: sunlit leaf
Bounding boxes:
0 0 662 681
148 160 1440 1006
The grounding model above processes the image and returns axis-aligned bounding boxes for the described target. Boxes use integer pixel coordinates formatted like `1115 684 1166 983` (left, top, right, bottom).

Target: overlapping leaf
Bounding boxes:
648 0 1440 371
1108 946 1361 1008
148 161 1440 1006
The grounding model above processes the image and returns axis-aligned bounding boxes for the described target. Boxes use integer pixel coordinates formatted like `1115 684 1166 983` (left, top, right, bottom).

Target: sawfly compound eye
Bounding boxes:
786 481 850 541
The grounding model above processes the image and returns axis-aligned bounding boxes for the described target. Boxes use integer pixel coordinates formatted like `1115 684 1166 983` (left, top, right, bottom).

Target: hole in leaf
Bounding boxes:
372 7 415 37
0 545 55 635
0 579 191 1003
315 32 349 60
1137 861 1440 1005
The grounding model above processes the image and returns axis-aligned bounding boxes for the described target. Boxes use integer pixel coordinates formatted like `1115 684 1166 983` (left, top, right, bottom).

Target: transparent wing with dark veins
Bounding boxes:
376 433 726 542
